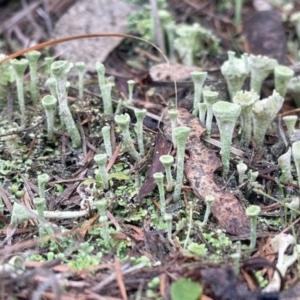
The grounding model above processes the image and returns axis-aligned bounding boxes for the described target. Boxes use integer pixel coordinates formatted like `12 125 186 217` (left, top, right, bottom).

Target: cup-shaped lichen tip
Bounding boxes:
246 205 261 217
203 89 219 136
275 65 295 97
212 101 241 177
42 95 57 110
114 113 130 127
174 126 191 143
51 60 73 77
94 153 107 166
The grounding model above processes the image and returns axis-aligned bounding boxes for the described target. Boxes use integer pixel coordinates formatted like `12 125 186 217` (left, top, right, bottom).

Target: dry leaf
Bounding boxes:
150 63 202 81
163 108 250 235
53 0 133 71
136 133 172 202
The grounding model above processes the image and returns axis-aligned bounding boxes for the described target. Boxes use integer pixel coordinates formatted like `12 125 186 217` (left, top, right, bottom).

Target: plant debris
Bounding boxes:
163 107 250 235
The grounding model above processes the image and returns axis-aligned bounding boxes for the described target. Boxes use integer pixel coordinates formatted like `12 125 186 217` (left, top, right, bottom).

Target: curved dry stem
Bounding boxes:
0 32 178 108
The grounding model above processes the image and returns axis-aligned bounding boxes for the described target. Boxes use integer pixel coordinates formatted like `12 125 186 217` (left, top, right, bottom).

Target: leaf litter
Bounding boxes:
163 107 250 236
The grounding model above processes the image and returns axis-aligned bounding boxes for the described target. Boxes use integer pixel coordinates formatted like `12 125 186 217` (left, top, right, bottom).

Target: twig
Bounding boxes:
114 257 128 300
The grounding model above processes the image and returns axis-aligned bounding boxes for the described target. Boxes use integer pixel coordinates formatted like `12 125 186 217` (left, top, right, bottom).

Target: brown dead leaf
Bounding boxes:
53 0 133 71
163 108 250 235
136 133 172 202
150 63 202 81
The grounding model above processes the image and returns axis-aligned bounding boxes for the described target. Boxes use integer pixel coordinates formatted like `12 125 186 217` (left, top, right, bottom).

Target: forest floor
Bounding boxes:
1 0 300 299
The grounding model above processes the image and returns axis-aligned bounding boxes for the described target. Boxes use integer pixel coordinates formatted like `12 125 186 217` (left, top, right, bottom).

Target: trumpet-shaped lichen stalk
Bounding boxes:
197 102 207 124
127 80 135 105
212 101 241 177
245 205 261 249
290 11 300 41
153 172 166 216
25 50 41 103
45 77 57 99
221 51 249 100
252 90 284 147
282 115 297 137
237 160 248 184
190 71 207 115
287 77 300 107
0 53 15 106
203 90 218 136
159 155 175 192
164 213 173 244
173 126 191 201
114 113 140 161
96 62 113 114
101 125 112 158
168 108 178 148
94 199 109 245
248 54 278 95
94 154 109 190
233 90 259 147
51 60 81 148
103 82 114 114
134 108 147 156
174 23 201 66
44 57 54 76
33 197 47 236
247 170 259 189
292 141 300 187
11 58 29 122
37 173 50 199
41 95 57 142
278 147 292 182
234 0 243 27
201 195 214 226
75 61 85 100
274 65 294 97
33 197 46 219
286 197 299 221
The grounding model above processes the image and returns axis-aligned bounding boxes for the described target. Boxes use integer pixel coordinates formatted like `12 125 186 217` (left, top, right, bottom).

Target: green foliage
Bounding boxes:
203 229 232 251
187 243 208 256
67 242 102 270
170 278 202 300
127 0 168 41
127 1 219 65
0 55 14 85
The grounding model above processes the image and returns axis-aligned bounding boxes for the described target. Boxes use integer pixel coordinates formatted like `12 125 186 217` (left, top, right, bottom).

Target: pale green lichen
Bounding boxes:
25 50 41 103
245 205 261 249
248 54 278 95
51 60 81 148
203 90 218 136
11 59 29 122
41 95 57 142
190 71 207 115
252 90 284 147
287 76 300 107
221 51 249 100
233 90 259 147
274 65 294 97
212 101 241 177
173 126 191 201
